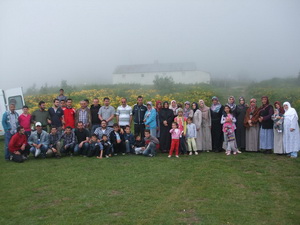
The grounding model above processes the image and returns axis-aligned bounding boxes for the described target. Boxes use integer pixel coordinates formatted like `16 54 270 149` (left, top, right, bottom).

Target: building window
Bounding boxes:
141 74 144 77
8 95 23 110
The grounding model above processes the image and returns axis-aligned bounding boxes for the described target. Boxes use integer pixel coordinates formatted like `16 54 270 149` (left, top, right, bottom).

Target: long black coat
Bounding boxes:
159 108 174 151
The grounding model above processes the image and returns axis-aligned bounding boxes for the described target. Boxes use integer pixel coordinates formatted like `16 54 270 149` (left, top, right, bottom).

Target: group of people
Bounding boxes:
2 89 300 163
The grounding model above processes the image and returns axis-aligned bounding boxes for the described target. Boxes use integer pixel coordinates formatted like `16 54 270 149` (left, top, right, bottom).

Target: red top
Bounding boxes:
18 114 32 131
8 133 27 152
63 107 76 128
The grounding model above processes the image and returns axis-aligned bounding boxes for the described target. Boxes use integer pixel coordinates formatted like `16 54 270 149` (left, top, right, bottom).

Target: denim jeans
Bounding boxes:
149 128 157 138
125 141 134 153
30 145 48 157
4 131 13 160
143 142 156 156
74 142 89 155
61 144 75 154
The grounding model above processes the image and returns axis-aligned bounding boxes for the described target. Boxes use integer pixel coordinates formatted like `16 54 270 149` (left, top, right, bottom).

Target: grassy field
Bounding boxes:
0 138 299 225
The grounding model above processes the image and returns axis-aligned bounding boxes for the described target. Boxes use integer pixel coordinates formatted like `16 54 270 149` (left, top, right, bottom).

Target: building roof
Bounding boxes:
114 62 197 74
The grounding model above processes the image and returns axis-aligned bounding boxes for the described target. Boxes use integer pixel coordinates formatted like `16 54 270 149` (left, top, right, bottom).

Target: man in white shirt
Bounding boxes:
116 98 132 129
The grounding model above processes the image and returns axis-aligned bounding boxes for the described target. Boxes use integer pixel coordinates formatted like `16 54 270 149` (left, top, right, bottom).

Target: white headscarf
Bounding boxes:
283 102 298 121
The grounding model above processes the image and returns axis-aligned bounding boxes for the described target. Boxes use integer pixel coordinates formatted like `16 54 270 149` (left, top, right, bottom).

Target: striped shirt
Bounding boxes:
116 105 132 126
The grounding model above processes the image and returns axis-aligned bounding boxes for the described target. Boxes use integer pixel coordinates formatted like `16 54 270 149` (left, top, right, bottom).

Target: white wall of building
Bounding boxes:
113 71 210 84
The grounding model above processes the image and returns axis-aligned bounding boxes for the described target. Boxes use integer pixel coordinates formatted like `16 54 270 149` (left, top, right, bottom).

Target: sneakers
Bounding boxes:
168 155 171 158
237 150 242 154
35 148 41 157
122 153 126 156
175 155 179 158
226 151 231 156
105 155 109 158
195 152 198 155
189 152 192 156
233 152 237 155
149 154 153 157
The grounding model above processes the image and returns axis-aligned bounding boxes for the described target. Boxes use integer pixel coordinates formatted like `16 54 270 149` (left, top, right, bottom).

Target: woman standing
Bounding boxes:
272 101 285 154
159 101 174 153
155 101 162 139
283 102 300 158
144 102 157 137
169 100 178 116
192 102 202 151
199 100 212 152
258 96 274 154
244 99 260 152
210 96 224 152
235 97 247 152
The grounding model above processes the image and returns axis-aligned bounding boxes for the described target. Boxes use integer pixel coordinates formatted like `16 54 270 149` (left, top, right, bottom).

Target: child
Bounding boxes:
87 134 103 158
272 108 284 133
168 122 181 158
100 134 112 158
124 125 135 154
186 117 198 155
221 105 238 155
133 135 145 155
109 123 125 156
143 129 159 157
174 108 187 154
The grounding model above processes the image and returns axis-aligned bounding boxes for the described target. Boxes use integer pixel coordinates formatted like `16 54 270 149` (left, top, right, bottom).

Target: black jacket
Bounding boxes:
132 104 147 124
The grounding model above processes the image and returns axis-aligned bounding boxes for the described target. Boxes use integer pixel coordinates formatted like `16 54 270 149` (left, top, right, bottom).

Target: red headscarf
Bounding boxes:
155 100 162 112
274 101 284 114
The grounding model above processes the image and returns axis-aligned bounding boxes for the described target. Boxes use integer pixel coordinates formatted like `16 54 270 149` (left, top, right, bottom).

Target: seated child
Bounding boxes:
133 135 145 155
124 125 135 154
100 134 112 158
87 134 103 158
143 129 159 157
109 123 125 156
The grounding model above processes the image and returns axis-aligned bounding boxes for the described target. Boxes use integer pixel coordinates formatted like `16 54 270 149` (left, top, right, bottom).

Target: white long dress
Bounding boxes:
283 114 300 154
192 109 203 150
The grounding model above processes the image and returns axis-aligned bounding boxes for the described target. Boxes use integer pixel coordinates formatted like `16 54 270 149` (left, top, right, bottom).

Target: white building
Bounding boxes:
112 62 211 85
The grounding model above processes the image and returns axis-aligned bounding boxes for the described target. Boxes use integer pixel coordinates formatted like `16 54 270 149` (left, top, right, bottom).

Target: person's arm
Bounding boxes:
220 115 226 124
115 107 120 124
107 107 115 123
232 116 237 123
98 108 103 121
2 112 8 131
263 107 274 121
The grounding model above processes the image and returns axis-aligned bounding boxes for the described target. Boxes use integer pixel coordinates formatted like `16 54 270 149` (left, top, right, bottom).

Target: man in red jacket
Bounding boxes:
8 126 30 163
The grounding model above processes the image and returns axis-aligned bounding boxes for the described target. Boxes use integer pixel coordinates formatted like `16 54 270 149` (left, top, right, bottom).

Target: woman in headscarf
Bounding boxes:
183 101 193 118
155 101 162 138
169 100 178 116
258 96 274 154
235 97 248 152
192 102 202 152
244 98 260 152
272 101 285 154
226 96 237 117
144 101 157 137
210 96 224 152
199 99 212 152
283 102 300 158
159 101 174 153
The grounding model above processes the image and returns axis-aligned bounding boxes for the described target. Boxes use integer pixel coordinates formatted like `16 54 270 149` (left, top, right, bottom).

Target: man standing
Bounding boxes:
132 96 147 139
18 105 31 137
2 103 19 160
57 89 68 102
74 122 90 156
28 122 49 158
116 98 132 130
8 126 30 162
98 97 115 128
62 99 76 129
94 120 113 140
90 98 101 133
48 99 64 131
31 101 51 131
75 100 91 129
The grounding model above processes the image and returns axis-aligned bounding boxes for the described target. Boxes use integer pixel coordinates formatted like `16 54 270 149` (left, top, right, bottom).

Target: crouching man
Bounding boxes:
143 129 159 157
28 122 49 158
8 126 30 163
47 126 62 158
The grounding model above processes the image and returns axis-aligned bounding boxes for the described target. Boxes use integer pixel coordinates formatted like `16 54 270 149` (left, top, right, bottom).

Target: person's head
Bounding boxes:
83 99 89 107
66 99 72 107
177 108 183 117
274 101 281 109
228 96 235 104
146 101 152 110
184 101 190 109
199 100 205 108
35 122 42 132
212 96 219 105
39 101 46 110
224 105 231 114
103 97 110 106
65 126 72 134
187 117 193 124
60 99 66 107
156 101 162 109
80 100 85 109
93 98 99 106
22 105 29 114
77 122 84 130
137 96 143 105
91 134 98 142
172 122 178 129
53 98 60 107
250 98 257 107
113 123 120 132
177 103 183 109
50 126 57 134
283 102 290 111
135 134 141 141
102 134 108 141
121 98 127 107
59 89 64 95
239 97 245 105
171 100 177 108
163 101 169 109
125 125 131 134
101 120 107 128
17 126 25 134
144 129 151 138
192 102 198 110
261 96 269 105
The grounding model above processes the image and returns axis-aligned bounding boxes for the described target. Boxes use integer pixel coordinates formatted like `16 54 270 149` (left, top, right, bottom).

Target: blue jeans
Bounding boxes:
125 141 134 153
91 124 100 134
4 131 13 160
30 145 48 157
143 142 156 156
149 128 157 138
74 142 89 155
61 144 75 154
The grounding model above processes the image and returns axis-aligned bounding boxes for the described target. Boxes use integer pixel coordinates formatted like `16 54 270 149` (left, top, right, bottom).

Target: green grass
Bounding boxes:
0 138 299 225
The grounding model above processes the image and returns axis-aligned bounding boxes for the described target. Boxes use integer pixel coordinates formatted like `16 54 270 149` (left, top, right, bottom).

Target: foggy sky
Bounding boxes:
0 0 300 90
